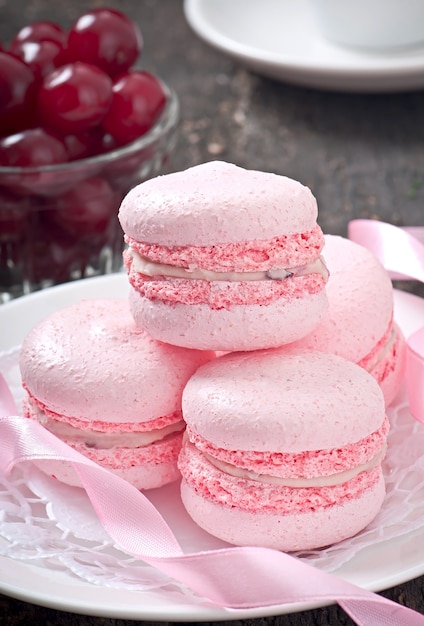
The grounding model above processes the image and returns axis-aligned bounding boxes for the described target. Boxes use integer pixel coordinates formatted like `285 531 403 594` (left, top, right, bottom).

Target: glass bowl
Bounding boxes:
0 83 179 303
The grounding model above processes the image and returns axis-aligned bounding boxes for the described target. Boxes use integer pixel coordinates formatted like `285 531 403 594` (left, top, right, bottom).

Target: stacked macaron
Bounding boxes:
114 160 402 550
19 299 214 489
118 161 330 351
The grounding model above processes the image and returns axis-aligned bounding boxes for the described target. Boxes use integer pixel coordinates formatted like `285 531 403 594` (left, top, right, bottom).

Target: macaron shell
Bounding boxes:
129 287 329 351
182 349 385 452
19 298 214 424
180 474 385 551
119 161 319 246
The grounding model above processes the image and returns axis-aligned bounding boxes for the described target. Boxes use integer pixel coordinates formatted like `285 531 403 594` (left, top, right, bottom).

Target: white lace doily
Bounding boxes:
1 345 424 594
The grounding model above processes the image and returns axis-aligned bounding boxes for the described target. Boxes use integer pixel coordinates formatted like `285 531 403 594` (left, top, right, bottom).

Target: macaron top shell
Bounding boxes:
20 299 213 424
295 235 394 361
182 348 385 453
118 161 318 246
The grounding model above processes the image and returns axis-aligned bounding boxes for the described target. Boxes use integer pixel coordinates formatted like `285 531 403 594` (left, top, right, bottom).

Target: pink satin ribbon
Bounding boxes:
1 219 424 625
348 220 424 425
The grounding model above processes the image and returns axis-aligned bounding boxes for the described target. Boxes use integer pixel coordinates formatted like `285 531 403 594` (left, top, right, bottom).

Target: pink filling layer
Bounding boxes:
178 442 383 514
125 256 327 309
186 416 389 479
71 431 184 469
125 224 324 272
23 389 182 433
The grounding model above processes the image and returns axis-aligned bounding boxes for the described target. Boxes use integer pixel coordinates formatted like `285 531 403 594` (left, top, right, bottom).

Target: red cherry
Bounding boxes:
102 71 166 145
11 40 63 81
49 176 116 238
63 129 117 161
0 128 68 167
62 128 101 160
0 52 37 135
10 21 67 48
67 8 142 77
37 62 113 135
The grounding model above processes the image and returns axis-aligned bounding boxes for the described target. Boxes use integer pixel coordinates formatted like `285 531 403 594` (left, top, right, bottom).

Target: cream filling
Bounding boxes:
365 325 396 374
203 443 387 488
36 410 185 449
130 248 328 282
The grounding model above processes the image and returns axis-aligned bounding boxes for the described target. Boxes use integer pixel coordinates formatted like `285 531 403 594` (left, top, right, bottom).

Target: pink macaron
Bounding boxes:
293 235 406 406
118 161 329 351
19 298 214 490
178 348 388 552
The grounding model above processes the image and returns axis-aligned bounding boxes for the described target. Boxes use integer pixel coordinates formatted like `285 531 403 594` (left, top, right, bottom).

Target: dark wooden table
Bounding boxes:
1 1 424 624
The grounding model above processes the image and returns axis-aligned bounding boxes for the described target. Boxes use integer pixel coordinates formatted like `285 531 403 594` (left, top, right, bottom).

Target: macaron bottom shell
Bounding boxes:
179 472 386 552
128 286 328 351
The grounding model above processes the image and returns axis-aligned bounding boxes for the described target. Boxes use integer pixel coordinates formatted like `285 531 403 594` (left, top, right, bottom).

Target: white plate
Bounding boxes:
1 273 424 620
184 0 424 92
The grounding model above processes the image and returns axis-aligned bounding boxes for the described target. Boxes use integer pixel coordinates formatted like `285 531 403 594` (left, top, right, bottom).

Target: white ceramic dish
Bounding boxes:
184 0 424 92
0 273 424 620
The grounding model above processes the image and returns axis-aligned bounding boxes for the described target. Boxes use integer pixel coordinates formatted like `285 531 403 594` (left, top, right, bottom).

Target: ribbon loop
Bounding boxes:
348 220 424 282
